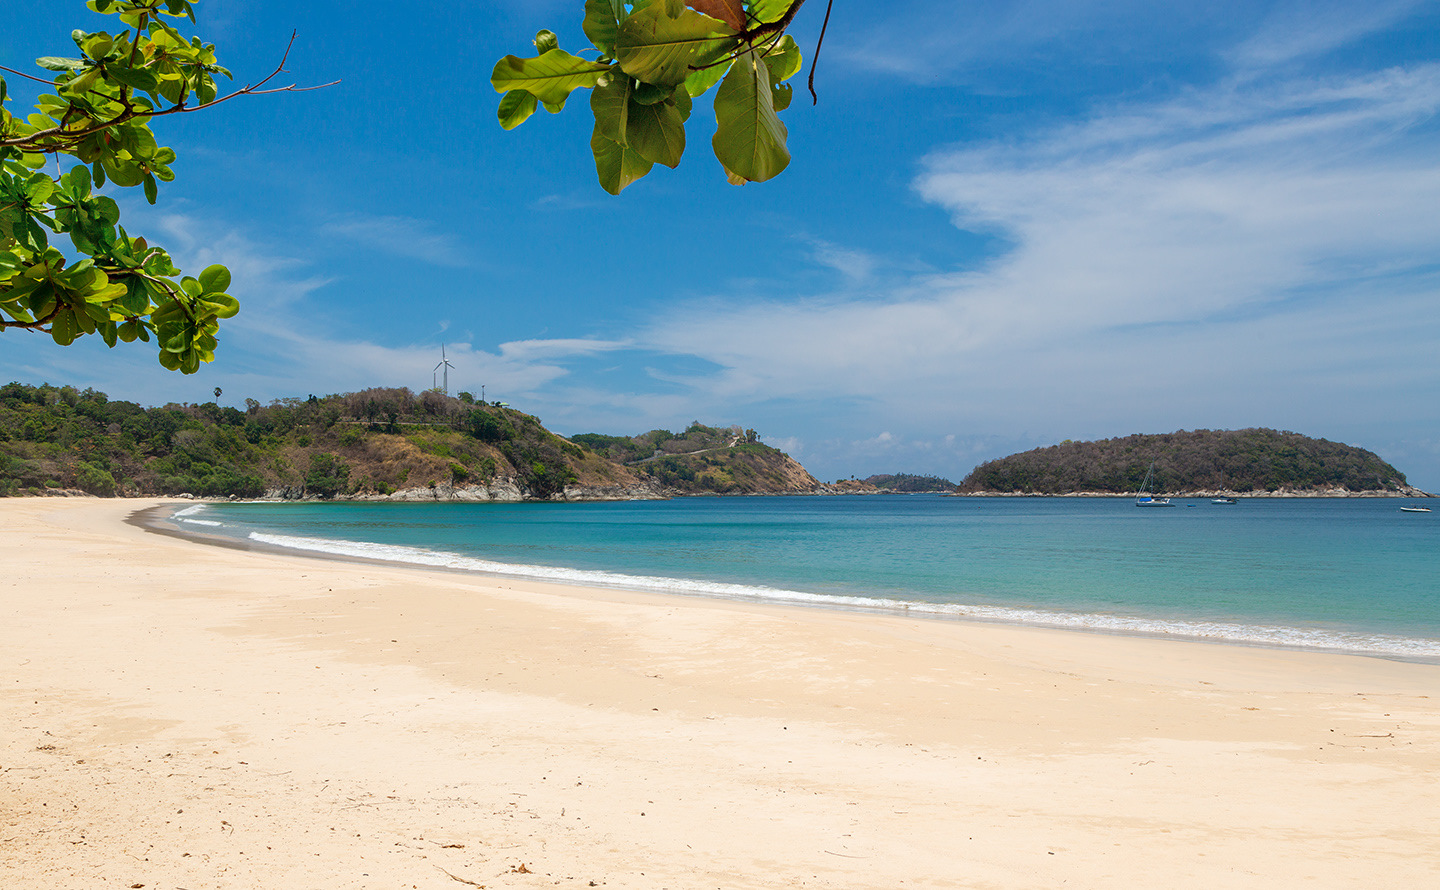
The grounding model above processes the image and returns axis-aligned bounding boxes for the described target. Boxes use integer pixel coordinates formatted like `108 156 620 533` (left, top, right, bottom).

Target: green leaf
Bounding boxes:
36 57 85 71
81 33 114 58
198 263 230 293
64 164 93 194
26 173 55 204
51 308 79 345
771 80 793 112
711 48 789 183
491 49 611 107
748 0 792 24
107 64 159 93
762 34 803 83
591 130 654 195
683 57 731 97
143 172 157 204
627 97 687 168
533 29 560 54
497 90 539 129
616 4 738 87
201 293 239 318
590 75 633 146
632 81 671 105
583 0 625 57
669 83 693 121
63 67 103 96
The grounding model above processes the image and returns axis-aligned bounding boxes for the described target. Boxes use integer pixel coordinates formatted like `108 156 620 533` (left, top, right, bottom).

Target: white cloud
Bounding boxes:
321 214 471 267
629 56 1440 485
1228 0 1427 69
804 237 877 281
496 338 634 361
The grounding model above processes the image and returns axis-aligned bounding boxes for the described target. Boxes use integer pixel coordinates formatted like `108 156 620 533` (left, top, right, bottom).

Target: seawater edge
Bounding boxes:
137 500 1440 666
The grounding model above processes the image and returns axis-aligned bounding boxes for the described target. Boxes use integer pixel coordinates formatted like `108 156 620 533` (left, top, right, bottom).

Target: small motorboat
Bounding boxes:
1400 506 1432 513
1212 497 1238 505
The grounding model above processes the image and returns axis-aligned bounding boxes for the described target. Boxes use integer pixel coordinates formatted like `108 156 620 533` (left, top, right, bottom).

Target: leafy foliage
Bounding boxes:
304 452 350 499
958 429 1412 495
0 382 620 499
1 1 319 370
493 1 809 193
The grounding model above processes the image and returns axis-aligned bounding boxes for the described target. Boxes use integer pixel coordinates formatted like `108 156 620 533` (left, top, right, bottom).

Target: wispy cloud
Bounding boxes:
631 55 1440 464
497 338 634 361
321 213 471 267
803 237 878 282
1228 0 1427 70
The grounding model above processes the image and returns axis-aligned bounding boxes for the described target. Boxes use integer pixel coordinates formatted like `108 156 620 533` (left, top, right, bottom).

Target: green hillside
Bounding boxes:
0 383 820 499
0 382 637 499
573 422 820 495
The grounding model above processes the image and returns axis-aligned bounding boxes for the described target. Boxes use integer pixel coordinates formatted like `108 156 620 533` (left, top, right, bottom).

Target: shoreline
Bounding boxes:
4 497 1440 888
152 499 1440 666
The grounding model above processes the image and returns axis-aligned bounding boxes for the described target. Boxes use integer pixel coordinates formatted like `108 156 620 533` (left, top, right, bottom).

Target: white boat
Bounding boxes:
1400 506 1432 513
1212 497 1238 505
1135 463 1173 507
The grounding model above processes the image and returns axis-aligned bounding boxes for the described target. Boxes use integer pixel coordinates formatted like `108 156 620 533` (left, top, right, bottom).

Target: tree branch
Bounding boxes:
0 32 338 151
740 0 809 42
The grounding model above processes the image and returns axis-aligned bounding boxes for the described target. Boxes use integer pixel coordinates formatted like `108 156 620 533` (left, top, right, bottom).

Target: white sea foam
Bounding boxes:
246 531 1440 661
170 504 223 527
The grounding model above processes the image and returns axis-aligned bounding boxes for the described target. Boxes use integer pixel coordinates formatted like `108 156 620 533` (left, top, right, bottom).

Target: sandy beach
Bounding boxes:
3 498 1438 888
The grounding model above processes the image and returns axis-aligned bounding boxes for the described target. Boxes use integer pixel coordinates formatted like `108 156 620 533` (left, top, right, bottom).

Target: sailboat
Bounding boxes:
1135 463 1173 507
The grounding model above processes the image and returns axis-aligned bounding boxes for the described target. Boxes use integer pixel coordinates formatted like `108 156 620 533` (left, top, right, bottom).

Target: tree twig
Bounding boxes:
808 0 835 105
436 866 486 887
0 64 58 85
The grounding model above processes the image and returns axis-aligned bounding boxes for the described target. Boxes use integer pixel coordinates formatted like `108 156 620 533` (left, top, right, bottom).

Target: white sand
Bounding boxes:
2 497 1438 888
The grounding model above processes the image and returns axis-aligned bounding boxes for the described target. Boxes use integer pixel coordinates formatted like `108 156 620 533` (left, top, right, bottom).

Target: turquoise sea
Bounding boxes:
173 496 1440 661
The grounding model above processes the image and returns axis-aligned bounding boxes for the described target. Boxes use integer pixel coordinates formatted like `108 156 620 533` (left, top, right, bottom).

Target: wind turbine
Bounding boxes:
433 345 455 395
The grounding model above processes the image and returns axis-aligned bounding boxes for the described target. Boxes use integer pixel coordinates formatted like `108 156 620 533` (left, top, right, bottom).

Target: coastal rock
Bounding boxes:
387 479 526 501
558 482 668 501
262 485 307 500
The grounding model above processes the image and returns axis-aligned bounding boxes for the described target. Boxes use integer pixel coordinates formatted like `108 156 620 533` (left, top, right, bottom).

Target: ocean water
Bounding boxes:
173 496 1440 661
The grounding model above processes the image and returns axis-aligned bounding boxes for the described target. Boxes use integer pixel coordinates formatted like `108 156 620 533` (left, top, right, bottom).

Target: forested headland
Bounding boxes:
957 429 1425 496
0 382 819 500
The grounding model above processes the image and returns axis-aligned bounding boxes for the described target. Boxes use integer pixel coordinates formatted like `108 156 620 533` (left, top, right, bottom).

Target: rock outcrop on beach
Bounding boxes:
958 429 1430 497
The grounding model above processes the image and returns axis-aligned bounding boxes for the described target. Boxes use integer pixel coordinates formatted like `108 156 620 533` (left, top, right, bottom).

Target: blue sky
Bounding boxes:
4 1 1440 489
